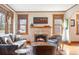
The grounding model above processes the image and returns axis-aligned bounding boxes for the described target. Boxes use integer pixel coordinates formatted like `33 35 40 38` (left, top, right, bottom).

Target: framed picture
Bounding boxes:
71 19 75 27
33 17 48 24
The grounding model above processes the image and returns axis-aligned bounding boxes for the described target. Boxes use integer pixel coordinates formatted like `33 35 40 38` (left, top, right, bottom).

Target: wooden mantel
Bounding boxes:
31 26 51 28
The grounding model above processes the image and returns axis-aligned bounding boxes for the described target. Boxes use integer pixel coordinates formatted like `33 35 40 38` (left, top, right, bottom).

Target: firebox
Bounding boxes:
34 34 47 42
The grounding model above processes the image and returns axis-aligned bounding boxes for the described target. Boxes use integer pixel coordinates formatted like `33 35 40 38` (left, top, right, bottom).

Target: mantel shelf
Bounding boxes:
31 26 51 28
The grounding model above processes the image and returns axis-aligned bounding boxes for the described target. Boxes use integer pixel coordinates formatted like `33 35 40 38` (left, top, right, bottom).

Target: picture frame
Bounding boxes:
33 17 48 24
71 19 75 27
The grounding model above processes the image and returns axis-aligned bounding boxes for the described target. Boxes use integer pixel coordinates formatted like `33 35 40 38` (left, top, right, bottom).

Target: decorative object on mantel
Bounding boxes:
33 17 48 24
30 23 34 27
71 19 75 27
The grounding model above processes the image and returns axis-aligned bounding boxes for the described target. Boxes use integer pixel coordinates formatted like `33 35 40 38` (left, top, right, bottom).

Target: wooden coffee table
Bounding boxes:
31 42 50 46
24 41 49 46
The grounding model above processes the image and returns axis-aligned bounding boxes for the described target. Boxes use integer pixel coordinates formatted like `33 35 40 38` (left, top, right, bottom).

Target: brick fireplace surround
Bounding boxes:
30 26 51 41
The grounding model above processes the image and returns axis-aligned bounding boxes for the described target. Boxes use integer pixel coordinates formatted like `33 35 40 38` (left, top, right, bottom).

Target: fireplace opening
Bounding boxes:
35 34 47 42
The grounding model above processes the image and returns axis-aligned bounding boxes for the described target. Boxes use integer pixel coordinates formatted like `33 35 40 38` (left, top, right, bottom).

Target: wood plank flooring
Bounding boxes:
62 42 79 55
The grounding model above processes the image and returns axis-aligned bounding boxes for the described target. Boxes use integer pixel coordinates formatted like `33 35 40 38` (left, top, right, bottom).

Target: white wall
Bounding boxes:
65 5 79 42
16 12 65 40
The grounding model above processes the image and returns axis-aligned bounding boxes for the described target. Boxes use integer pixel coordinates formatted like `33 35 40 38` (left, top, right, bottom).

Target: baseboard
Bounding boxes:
62 41 70 45
63 41 79 45
68 41 79 45
71 41 79 43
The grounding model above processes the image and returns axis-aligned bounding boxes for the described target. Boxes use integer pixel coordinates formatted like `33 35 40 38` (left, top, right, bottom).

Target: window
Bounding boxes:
17 15 28 35
53 14 64 35
76 14 79 34
0 12 5 33
0 5 13 34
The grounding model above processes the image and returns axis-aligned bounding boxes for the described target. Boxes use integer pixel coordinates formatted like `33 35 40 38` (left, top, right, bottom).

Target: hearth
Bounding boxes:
34 34 47 42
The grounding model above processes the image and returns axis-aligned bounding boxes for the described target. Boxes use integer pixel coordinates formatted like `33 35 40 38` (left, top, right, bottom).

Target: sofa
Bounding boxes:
0 34 26 55
0 44 18 55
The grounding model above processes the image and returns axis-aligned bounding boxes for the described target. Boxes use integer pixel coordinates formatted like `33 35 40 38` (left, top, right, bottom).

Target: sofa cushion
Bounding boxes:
13 40 26 48
9 34 16 42
0 37 6 44
0 44 18 55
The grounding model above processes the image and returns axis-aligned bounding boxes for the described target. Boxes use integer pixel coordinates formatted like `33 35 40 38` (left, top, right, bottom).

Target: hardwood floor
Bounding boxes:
62 43 79 55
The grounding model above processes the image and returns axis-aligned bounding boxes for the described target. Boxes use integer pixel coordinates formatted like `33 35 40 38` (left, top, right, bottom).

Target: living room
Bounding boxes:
0 4 79 55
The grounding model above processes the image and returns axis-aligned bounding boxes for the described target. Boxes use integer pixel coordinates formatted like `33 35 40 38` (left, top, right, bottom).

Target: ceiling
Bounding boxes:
8 4 75 12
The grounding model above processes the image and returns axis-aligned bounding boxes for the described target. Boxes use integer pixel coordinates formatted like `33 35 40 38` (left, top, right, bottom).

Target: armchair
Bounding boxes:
48 35 62 51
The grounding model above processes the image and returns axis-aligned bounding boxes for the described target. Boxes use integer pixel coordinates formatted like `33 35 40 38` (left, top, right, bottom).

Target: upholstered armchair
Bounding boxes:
48 35 62 51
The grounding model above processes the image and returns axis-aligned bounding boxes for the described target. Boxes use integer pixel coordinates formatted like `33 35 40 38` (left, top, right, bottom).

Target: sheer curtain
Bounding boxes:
0 12 5 33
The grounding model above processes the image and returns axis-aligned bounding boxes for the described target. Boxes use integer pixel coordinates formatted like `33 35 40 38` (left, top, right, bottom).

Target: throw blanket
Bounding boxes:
13 40 26 47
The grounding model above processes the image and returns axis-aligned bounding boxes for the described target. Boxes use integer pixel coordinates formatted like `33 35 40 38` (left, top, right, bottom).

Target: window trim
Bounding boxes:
0 5 14 34
18 14 28 35
53 14 64 35
76 14 79 34
5 12 14 34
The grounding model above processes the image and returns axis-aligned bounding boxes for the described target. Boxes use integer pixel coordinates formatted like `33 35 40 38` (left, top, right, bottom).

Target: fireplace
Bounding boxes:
34 34 47 42
31 25 51 41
